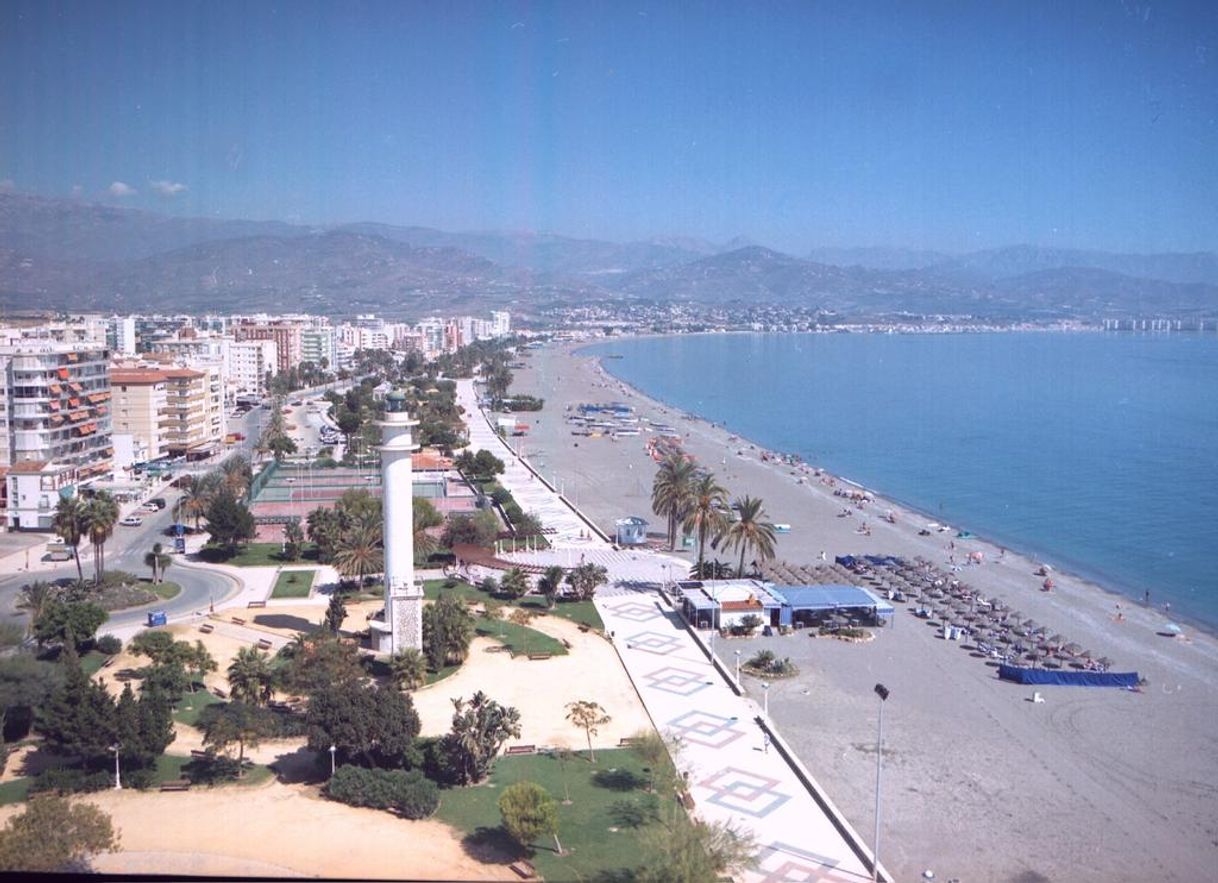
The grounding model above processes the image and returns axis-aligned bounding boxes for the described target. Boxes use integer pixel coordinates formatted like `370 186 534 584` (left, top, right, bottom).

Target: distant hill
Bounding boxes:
0 191 1215 319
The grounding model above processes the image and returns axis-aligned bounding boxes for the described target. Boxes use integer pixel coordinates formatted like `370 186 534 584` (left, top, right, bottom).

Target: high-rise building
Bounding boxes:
233 321 302 375
110 368 171 464
491 310 511 338
300 326 337 368
0 341 113 528
162 367 225 457
109 315 138 355
229 339 278 398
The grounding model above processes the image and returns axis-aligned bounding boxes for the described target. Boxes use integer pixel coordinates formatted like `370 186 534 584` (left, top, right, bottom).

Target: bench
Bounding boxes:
247 600 267 609
190 749 211 760
160 780 192 792
509 860 537 879
199 623 214 634
527 653 552 661
561 638 573 649
212 688 228 699
504 744 536 756
100 656 115 669
256 638 273 650
618 737 639 747
230 617 246 626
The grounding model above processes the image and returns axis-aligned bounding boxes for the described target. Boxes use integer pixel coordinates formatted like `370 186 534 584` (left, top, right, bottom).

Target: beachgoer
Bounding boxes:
1144 590 1151 607
1164 602 1171 614
763 733 770 754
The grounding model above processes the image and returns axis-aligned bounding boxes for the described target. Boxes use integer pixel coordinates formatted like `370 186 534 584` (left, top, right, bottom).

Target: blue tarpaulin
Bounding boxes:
998 665 1139 688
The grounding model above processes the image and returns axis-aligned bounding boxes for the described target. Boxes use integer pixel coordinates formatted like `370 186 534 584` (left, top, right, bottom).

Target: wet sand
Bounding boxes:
508 341 1218 883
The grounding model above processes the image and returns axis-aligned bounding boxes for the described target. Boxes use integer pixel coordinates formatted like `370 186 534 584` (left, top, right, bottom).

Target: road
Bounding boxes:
0 487 240 636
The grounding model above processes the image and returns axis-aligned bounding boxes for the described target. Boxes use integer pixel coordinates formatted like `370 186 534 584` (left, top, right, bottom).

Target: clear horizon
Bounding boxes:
2 1 1216 254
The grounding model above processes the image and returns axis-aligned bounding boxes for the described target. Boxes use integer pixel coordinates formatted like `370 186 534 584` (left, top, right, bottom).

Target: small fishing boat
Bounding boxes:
774 523 791 533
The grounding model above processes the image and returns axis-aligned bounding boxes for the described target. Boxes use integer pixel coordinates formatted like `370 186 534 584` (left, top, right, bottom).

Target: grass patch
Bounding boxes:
423 578 485 603
435 748 675 881
153 581 182 600
156 752 274 788
521 597 605 632
272 570 317 599
425 663 462 686
79 650 109 677
474 616 567 657
199 543 318 567
0 778 31 806
172 689 224 728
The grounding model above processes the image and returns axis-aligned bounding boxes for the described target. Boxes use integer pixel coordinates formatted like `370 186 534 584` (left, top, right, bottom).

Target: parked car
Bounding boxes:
148 497 167 509
119 516 143 527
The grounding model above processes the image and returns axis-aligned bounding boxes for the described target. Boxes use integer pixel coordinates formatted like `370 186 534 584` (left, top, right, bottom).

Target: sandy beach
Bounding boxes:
508 341 1218 883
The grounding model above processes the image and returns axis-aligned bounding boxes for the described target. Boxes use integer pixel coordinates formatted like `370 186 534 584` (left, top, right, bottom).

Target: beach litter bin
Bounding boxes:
147 610 167 627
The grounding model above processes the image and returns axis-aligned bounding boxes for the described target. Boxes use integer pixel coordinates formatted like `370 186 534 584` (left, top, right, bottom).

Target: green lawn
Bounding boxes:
425 662 462 686
80 649 109 676
474 615 567 657
0 778 31 806
200 543 318 567
423 578 485 603
156 752 274 788
153 581 182 600
172 688 223 727
272 569 317 598
520 598 605 632
435 748 676 881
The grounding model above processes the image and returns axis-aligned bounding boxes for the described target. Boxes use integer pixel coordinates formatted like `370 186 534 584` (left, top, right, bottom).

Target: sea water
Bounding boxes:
586 332 1218 628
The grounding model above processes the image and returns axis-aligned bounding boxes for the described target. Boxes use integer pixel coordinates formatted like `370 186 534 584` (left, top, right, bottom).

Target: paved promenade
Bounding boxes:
463 379 885 882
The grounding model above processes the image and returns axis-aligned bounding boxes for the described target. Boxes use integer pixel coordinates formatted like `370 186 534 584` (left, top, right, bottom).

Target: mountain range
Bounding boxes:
1 192 1215 319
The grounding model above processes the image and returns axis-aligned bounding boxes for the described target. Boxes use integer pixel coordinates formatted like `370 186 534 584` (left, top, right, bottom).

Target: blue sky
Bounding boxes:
2 0 1215 253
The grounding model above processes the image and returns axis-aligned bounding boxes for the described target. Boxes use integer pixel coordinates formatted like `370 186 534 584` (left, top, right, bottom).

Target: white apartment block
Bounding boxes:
300 326 337 367
229 338 278 398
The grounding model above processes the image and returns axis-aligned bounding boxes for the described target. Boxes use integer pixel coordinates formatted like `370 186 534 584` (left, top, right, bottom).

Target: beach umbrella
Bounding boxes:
1063 643 1083 656
1097 657 1113 668
1078 650 1093 661
1048 634 1065 647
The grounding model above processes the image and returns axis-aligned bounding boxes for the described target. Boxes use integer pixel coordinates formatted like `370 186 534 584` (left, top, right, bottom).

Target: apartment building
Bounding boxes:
0 341 113 528
229 338 277 398
162 366 225 457
300 326 336 368
233 321 302 375
110 368 170 465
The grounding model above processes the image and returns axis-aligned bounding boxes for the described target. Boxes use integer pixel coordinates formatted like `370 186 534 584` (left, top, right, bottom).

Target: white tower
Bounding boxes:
372 389 423 654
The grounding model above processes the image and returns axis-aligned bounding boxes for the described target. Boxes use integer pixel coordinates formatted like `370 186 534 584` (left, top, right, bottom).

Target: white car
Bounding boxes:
120 516 143 527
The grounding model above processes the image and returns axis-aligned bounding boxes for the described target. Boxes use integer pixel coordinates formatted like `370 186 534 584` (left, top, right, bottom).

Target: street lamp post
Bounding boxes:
735 650 742 682
329 744 337 777
111 743 122 790
762 682 770 718
872 683 890 883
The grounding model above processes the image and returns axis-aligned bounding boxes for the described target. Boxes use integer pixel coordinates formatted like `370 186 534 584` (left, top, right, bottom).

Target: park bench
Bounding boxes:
509 859 537 879
618 737 639 747
230 617 246 626
160 780 191 792
561 638 573 649
256 638 273 650
199 623 214 634
504 744 536 756
190 749 211 760
527 652 552 661
100 656 115 669
212 688 228 699
484 645 507 653
247 600 267 609
578 625 590 633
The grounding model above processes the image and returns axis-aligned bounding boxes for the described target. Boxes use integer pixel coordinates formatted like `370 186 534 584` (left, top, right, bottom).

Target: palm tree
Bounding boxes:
220 455 253 498
332 524 384 588
143 542 173 584
681 473 730 576
16 580 57 636
721 496 777 578
176 475 211 529
227 646 275 706
537 565 565 608
52 495 88 584
499 567 529 600
651 453 697 551
81 492 119 583
389 647 428 691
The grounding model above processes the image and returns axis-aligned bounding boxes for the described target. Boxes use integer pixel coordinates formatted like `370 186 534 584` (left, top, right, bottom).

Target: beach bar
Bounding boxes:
677 579 787 630
770 584 896 628
614 516 649 546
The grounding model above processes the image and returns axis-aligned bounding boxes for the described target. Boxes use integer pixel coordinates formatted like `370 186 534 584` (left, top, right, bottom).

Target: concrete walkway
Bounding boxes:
462 378 884 881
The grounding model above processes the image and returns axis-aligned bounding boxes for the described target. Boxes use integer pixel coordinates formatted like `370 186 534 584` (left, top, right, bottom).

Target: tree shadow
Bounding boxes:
252 614 316 632
590 870 638 883
592 768 647 792
270 745 326 785
609 796 659 829
459 825 520 864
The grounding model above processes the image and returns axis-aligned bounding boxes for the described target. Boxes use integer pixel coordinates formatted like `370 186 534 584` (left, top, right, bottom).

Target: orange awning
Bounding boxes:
56 367 70 380
49 383 62 395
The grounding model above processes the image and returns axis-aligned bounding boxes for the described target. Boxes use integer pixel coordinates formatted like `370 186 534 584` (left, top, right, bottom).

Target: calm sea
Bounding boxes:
586 332 1218 628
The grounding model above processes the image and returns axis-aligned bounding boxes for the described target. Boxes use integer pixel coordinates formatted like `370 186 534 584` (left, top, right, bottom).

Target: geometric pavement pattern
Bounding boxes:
754 841 848 882
623 629 683 655
608 600 664 622
665 709 747 749
697 766 793 818
640 665 713 697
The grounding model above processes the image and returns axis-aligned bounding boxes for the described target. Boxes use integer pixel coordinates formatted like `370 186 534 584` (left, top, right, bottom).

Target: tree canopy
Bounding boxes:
306 680 421 770
0 794 118 873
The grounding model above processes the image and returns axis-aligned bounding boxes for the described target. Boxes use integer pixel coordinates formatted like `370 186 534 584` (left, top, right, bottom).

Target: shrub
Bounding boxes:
94 635 122 656
325 765 439 819
29 767 113 796
125 768 156 790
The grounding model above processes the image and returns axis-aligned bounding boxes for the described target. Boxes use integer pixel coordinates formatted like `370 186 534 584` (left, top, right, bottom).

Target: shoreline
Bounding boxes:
511 339 1218 882
575 335 1214 637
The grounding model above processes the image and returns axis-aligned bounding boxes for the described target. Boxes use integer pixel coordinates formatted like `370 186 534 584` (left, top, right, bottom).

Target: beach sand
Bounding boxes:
508 341 1218 883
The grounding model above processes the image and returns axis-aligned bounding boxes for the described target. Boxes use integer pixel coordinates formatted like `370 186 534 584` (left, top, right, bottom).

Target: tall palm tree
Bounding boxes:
81 492 119 584
52 495 87 584
651 453 697 551
143 542 173 584
176 476 211 529
332 524 384 587
220 455 252 498
681 473 730 576
721 495 778 578
227 646 275 706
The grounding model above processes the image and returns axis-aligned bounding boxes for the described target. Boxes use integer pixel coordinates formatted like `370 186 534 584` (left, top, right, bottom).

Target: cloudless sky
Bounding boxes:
2 0 1216 253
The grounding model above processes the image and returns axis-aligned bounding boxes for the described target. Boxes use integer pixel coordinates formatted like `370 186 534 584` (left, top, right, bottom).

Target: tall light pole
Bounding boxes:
762 682 770 717
329 744 337 777
735 650 742 682
872 683 890 883
111 743 122 790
